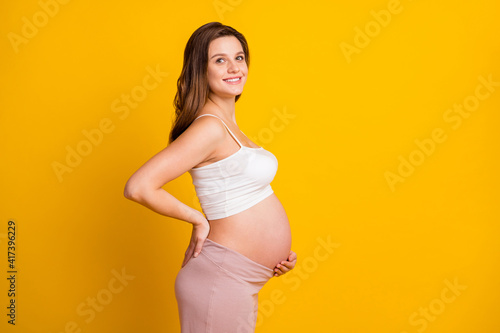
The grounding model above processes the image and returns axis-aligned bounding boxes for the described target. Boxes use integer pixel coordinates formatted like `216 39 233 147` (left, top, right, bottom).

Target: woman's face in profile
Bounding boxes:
207 36 248 99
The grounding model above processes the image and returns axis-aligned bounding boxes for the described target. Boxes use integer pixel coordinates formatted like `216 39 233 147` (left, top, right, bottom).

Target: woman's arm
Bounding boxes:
123 116 225 214
123 116 227 260
124 182 205 225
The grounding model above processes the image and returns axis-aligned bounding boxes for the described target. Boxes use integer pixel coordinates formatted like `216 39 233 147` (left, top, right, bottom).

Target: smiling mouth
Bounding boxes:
223 77 242 83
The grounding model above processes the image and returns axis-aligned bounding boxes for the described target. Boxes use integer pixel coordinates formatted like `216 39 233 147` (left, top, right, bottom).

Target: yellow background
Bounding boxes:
1 0 499 332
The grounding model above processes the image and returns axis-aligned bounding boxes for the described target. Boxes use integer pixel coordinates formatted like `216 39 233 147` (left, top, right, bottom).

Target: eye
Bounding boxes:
214 55 244 64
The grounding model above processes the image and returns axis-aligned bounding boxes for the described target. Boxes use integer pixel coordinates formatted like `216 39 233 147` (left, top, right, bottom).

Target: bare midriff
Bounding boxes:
206 193 292 270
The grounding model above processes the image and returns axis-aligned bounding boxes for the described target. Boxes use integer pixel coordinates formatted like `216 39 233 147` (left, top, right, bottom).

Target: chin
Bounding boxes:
214 89 245 99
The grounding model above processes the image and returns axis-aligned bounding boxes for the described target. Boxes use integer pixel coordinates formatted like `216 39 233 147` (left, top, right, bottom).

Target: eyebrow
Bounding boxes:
210 51 245 59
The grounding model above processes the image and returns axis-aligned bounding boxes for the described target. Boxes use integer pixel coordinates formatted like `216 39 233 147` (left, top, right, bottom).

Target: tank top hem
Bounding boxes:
204 186 274 220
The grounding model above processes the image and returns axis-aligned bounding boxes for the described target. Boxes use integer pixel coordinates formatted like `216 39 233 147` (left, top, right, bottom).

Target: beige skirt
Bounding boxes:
175 238 274 333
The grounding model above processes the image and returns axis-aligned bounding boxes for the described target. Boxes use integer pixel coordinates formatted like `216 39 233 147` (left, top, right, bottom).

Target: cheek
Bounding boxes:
207 67 222 86
208 67 224 79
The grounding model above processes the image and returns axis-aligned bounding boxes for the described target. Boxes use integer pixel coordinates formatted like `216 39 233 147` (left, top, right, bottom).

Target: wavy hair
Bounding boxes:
169 22 250 143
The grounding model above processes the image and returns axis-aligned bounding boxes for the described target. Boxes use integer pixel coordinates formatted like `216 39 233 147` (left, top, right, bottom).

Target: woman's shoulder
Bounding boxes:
187 113 227 139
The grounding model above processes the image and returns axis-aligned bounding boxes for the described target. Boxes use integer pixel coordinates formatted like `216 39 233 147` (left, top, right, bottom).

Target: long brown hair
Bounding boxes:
169 22 250 143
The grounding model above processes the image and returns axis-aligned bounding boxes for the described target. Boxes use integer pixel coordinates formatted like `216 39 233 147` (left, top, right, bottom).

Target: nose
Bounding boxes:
227 59 240 73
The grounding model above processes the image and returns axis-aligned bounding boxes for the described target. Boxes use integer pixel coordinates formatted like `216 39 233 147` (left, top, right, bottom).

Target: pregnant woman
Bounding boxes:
124 22 296 332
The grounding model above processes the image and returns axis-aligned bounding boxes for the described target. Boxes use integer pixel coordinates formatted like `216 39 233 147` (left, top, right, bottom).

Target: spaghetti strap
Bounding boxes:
194 114 243 148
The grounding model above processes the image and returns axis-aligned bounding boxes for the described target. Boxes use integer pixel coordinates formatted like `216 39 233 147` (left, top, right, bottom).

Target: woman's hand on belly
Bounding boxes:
273 250 297 277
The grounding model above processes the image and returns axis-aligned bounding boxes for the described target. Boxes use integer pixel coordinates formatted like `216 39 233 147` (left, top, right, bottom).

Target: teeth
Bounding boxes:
224 78 240 82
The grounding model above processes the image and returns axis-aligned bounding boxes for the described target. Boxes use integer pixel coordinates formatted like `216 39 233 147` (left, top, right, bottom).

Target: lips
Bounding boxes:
223 77 242 83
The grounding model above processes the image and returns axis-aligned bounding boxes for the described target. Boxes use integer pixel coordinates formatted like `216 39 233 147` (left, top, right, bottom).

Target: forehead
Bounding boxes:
208 36 243 55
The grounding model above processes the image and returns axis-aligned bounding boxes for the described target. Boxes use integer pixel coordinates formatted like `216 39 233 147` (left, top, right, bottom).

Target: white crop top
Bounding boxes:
188 114 278 220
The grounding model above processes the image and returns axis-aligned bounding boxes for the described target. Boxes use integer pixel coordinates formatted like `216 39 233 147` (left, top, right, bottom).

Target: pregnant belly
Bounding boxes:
206 193 292 270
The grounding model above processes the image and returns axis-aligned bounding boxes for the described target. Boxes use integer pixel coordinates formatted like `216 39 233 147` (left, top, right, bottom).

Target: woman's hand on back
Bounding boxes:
182 212 210 268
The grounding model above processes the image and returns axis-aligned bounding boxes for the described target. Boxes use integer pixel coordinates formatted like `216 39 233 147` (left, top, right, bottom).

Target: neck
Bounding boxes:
206 92 237 123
